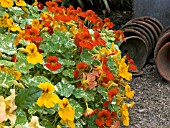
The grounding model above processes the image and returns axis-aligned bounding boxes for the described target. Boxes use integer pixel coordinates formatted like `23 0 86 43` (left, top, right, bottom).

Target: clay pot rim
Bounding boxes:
141 16 164 31
122 22 154 50
154 32 170 58
145 19 162 36
156 42 170 81
126 16 164 31
123 28 149 44
130 20 158 44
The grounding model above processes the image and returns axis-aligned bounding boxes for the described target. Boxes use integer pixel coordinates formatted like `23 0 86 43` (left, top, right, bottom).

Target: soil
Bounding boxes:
98 11 170 128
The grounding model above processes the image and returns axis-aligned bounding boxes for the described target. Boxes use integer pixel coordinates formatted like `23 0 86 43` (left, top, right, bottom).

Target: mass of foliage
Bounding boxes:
0 0 136 127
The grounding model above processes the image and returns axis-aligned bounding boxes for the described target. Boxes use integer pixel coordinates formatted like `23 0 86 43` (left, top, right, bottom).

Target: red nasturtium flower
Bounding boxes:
108 88 120 101
11 55 18 62
47 26 54 35
102 65 114 81
46 1 58 13
73 62 88 80
37 2 44 10
74 31 94 50
93 17 104 31
76 7 86 18
126 53 137 71
93 31 106 47
67 9 78 21
85 10 97 23
76 62 88 70
25 28 43 41
95 110 112 127
45 56 62 71
104 18 114 29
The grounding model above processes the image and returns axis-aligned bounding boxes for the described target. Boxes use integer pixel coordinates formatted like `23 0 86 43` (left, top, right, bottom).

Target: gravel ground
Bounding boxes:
123 62 170 128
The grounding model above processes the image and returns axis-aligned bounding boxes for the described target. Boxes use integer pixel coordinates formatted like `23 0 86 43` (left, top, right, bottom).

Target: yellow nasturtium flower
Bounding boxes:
58 98 75 121
118 57 132 81
0 0 14 8
125 84 134 99
3 13 9 19
36 82 60 108
15 0 26 6
120 103 129 126
25 43 43 64
7 18 21 33
0 13 9 27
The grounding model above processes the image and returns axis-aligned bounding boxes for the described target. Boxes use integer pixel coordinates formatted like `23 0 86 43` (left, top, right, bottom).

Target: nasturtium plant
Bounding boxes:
0 0 137 127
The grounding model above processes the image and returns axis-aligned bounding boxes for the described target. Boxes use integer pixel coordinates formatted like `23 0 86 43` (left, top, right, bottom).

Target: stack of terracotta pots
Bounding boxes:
120 16 164 70
154 25 170 81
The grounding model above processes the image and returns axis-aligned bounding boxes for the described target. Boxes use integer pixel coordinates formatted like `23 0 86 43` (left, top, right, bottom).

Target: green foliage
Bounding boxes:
0 72 15 88
15 109 28 126
69 99 84 119
55 82 75 97
15 86 42 109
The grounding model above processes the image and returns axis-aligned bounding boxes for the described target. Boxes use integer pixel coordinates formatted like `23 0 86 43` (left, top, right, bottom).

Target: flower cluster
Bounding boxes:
0 0 136 127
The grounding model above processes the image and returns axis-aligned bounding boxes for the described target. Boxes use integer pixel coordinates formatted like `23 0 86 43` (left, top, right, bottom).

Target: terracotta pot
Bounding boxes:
119 36 148 70
122 22 154 54
123 28 150 57
145 19 162 37
154 31 170 59
130 20 158 47
124 26 152 50
126 16 164 32
141 16 164 32
156 42 170 81
123 28 149 45
162 25 170 33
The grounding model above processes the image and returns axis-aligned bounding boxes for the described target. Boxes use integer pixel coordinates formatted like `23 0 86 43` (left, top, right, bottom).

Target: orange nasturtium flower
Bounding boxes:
113 30 125 42
15 0 26 6
12 70 21 80
36 82 60 108
25 43 43 64
32 19 43 31
0 0 14 8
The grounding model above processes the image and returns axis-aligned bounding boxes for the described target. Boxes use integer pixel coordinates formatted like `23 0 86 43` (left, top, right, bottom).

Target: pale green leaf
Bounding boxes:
69 99 84 119
55 82 75 97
